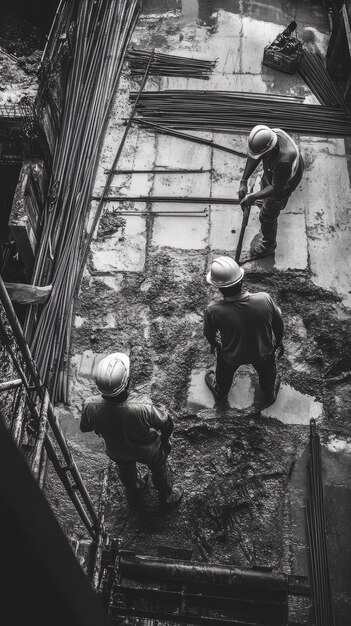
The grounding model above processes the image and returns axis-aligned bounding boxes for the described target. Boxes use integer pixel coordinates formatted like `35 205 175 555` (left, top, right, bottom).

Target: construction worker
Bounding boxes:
80 352 183 510
239 124 304 260
204 256 284 405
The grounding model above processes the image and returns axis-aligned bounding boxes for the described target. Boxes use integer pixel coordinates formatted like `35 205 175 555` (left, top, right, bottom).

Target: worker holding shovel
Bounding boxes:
238 124 304 262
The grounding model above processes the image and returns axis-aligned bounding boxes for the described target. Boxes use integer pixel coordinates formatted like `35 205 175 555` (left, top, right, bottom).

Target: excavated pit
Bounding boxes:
38 1 351 623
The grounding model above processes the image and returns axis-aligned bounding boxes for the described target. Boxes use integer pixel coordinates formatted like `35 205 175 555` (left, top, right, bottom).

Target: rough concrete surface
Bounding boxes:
44 2 351 623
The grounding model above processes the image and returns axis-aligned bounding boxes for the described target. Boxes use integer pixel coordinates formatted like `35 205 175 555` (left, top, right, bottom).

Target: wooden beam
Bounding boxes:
4 283 52 305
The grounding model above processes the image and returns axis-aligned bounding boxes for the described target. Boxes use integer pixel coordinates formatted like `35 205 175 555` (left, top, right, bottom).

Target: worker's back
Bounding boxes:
81 396 163 462
204 290 282 365
263 128 302 193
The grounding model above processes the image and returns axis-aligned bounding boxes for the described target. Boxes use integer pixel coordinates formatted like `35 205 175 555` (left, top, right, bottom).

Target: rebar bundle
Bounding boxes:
130 89 351 136
24 0 141 403
126 48 216 78
306 419 336 626
299 49 348 111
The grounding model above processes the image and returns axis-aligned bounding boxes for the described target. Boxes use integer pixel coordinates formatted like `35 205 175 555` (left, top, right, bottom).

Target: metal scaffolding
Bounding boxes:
0 275 100 542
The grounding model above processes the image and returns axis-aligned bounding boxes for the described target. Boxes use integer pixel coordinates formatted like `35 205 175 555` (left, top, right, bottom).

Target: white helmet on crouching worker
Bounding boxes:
95 352 130 397
247 124 277 159
206 256 244 288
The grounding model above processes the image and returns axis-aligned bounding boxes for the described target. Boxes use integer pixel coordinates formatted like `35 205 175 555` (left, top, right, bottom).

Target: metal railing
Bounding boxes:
0 275 99 541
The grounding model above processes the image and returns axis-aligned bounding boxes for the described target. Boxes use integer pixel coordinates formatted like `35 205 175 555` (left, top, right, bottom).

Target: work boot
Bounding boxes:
241 241 276 264
205 370 228 402
262 374 281 408
125 473 149 494
160 486 184 511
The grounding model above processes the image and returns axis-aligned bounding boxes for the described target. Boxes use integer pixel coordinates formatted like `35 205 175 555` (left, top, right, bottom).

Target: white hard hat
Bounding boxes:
247 124 277 159
206 256 244 288
95 352 130 397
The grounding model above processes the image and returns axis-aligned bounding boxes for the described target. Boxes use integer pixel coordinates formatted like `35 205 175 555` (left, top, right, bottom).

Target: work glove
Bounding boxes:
240 193 255 211
238 180 248 201
275 342 285 359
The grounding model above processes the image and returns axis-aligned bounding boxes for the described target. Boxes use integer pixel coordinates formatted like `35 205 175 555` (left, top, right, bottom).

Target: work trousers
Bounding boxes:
114 445 173 501
259 157 304 248
259 193 290 249
216 351 277 399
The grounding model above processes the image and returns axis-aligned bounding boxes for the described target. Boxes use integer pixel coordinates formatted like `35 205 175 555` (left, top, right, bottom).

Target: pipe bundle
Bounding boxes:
299 50 348 111
25 0 141 403
126 48 216 78
306 420 336 626
130 89 351 136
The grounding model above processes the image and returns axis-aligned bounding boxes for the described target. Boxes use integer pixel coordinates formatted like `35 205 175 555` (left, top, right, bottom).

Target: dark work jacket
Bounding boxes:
262 128 304 197
204 290 284 365
80 395 173 462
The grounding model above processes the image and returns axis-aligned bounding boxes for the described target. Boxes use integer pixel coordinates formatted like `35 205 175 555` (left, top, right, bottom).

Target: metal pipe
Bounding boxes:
306 419 336 626
111 605 251 625
91 195 241 205
112 584 287 623
119 553 287 592
130 89 351 135
0 379 22 392
96 210 206 216
106 168 211 174
130 118 247 157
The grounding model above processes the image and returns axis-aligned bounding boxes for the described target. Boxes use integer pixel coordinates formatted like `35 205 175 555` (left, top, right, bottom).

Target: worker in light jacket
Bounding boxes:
204 256 284 405
80 352 183 510
239 124 304 261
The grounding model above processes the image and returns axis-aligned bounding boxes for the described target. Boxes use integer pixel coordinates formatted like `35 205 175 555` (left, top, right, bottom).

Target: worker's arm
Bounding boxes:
80 403 94 433
204 309 217 352
271 301 285 358
148 404 174 440
241 162 292 208
238 156 261 200
240 183 275 208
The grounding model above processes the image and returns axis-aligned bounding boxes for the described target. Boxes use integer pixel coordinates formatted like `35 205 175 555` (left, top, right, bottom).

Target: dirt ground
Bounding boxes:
36 1 351 623
0 11 43 104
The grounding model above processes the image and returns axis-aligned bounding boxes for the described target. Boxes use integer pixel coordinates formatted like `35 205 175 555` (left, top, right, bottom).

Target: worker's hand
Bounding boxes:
240 193 255 211
275 342 285 359
238 180 248 201
162 440 172 456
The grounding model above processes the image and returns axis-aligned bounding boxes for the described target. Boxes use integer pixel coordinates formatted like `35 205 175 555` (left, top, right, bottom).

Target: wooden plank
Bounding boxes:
4 282 52 305
8 160 47 276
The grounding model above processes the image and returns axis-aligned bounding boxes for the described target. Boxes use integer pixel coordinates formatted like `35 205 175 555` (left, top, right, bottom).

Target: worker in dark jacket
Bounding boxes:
239 124 304 260
204 256 284 405
80 352 183 510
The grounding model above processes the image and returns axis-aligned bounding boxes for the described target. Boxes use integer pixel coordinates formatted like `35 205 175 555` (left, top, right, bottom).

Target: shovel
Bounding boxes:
234 186 254 264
